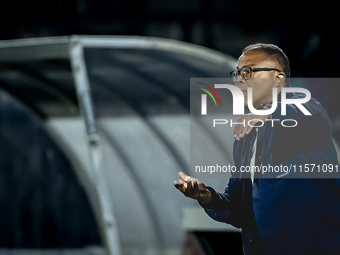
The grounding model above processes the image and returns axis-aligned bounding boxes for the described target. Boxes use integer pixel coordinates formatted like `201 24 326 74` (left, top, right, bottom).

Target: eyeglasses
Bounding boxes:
230 66 281 82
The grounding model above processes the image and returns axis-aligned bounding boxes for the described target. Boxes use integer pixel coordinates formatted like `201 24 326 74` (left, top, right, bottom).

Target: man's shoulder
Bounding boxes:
289 93 324 112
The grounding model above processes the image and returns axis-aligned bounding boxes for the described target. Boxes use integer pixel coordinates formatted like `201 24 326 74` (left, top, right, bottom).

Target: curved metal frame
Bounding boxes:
0 35 238 255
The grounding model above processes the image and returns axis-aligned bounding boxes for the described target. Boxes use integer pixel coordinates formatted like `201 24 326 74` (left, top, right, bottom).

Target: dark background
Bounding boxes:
0 0 338 78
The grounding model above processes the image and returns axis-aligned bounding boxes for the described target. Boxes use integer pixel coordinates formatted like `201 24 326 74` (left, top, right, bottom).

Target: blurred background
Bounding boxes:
0 1 339 255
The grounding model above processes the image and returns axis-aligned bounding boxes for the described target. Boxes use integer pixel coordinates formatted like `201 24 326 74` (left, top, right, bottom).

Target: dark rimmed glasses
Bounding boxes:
230 66 281 82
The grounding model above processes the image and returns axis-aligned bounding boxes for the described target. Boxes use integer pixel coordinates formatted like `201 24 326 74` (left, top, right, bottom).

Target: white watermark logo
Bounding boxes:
201 85 311 116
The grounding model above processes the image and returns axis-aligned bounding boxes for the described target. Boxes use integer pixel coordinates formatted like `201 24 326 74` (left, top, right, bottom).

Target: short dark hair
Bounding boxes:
242 43 291 79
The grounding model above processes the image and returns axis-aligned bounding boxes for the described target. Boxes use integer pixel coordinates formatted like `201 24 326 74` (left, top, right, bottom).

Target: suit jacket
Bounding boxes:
200 92 340 255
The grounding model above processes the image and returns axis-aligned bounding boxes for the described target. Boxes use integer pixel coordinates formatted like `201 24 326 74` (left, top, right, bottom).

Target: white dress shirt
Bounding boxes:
249 128 258 184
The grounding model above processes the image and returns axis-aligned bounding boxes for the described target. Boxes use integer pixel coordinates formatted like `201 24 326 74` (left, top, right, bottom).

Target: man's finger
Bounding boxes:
173 181 180 190
238 118 250 139
177 182 188 196
192 180 199 199
178 171 191 183
234 118 244 140
245 120 254 135
236 122 246 140
233 118 241 139
187 181 193 197
178 180 187 188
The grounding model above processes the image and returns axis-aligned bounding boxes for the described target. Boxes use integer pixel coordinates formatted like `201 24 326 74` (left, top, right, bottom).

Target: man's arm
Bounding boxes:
173 172 244 228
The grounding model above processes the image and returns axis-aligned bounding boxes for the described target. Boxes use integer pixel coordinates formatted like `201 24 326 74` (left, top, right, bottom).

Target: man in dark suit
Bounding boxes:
174 43 340 255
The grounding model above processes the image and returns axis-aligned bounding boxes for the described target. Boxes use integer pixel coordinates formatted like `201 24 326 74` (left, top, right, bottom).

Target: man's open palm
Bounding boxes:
173 172 211 203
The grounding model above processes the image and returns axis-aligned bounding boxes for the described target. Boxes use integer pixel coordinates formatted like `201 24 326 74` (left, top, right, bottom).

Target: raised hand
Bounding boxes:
173 172 211 203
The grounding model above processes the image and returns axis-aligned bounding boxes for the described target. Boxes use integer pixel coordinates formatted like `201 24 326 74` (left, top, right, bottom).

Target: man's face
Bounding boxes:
235 50 282 108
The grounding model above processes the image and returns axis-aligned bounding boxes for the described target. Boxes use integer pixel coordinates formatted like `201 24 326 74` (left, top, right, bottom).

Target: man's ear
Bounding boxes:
275 72 286 87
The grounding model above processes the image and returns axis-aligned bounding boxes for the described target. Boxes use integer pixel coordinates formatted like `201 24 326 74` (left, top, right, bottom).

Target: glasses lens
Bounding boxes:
241 67 251 79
